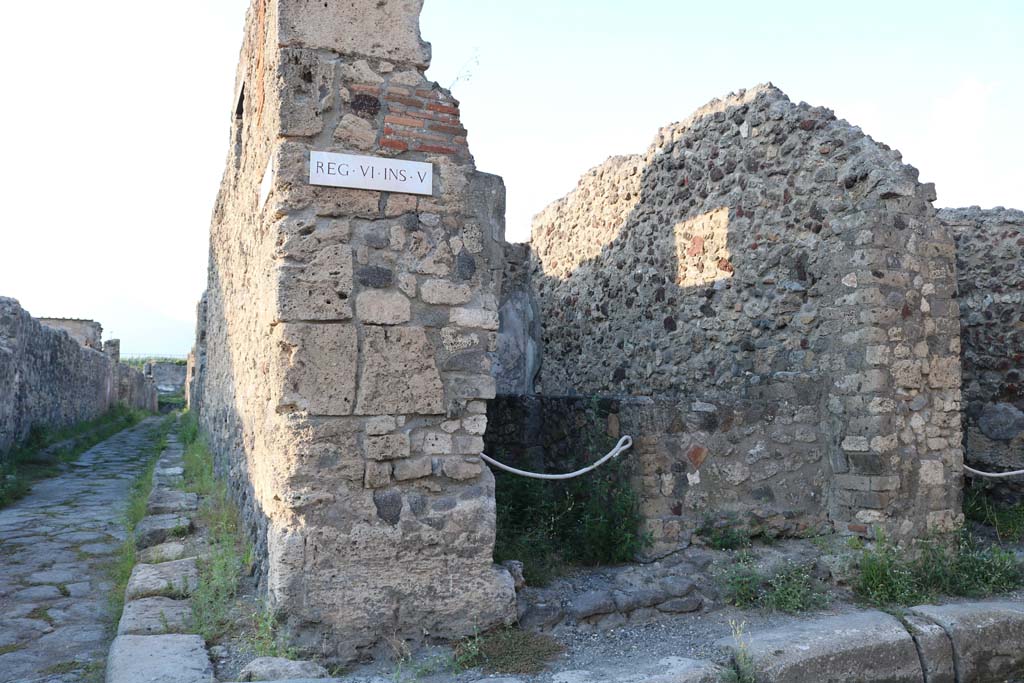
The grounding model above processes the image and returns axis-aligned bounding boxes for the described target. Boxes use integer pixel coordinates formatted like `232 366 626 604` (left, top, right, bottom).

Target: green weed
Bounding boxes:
248 604 298 659
178 411 252 644
761 562 829 613
719 620 756 683
853 530 1024 607
718 554 828 613
965 486 1024 543
453 627 563 675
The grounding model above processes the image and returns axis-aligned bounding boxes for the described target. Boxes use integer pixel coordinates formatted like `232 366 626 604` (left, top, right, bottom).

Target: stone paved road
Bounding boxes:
0 417 162 683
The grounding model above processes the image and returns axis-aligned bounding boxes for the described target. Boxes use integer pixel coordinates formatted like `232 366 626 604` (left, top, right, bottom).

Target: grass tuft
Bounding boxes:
965 486 1024 543
853 530 1024 607
454 627 564 675
177 410 262 648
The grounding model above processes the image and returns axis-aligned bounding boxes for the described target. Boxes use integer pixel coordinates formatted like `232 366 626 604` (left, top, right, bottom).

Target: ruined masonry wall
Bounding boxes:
521 85 963 542
148 361 187 394
37 318 103 350
0 297 157 460
194 0 514 661
940 208 1024 487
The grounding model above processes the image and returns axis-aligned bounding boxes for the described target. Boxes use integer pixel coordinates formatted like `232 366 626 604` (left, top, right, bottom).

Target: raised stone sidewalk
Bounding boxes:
105 429 213 683
0 417 162 683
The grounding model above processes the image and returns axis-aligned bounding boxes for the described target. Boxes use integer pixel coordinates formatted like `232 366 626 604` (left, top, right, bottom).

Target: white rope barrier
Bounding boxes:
480 435 633 480
964 464 1024 479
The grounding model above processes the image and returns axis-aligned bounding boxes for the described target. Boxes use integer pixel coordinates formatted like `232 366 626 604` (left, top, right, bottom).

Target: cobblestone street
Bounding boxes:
0 418 161 683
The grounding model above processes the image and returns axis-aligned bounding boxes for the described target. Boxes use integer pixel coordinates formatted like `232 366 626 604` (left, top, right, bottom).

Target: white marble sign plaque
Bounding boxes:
308 151 433 195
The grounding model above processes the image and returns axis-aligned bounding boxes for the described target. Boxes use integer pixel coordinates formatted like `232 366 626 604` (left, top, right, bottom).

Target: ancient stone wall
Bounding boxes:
514 85 963 541
486 393 831 557
192 0 514 660
0 297 156 459
148 361 187 394
940 207 1024 491
37 318 103 350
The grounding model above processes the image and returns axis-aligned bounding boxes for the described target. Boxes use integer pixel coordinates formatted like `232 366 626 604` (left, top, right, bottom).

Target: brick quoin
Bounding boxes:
414 143 458 155
383 114 425 128
425 102 459 115
379 138 408 152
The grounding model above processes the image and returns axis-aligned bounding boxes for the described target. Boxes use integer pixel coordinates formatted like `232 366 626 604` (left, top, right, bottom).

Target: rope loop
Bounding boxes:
480 435 633 480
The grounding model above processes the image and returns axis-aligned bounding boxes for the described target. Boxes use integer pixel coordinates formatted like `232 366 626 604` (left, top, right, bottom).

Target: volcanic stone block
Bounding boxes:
278 323 358 415
106 634 213 683
355 326 443 415
715 611 922 683
910 601 1024 683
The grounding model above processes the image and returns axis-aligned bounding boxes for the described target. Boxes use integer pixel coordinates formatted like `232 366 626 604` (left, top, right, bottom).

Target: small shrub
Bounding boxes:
720 553 762 608
454 628 563 674
853 530 1024 607
719 554 828 613
760 561 829 613
248 604 297 658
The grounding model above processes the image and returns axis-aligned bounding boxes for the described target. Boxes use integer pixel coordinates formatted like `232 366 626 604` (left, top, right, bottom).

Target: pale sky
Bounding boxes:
0 1 1020 356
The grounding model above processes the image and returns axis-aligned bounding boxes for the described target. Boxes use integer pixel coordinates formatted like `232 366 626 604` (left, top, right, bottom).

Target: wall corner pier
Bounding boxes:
191 0 515 660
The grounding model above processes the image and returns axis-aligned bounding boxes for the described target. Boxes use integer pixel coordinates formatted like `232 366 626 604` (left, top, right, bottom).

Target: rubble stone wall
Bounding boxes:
0 297 157 459
940 208 1024 491
516 85 963 541
486 393 831 557
192 0 514 660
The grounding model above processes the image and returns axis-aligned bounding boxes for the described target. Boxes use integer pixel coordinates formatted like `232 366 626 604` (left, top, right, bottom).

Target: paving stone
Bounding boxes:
105 634 214 683
63 581 92 598
135 513 192 549
138 540 188 563
25 568 78 585
147 487 199 515
117 597 193 635
715 610 922 683
910 601 1024 683
78 541 120 555
237 656 331 680
11 585 64 601
125 557 199 600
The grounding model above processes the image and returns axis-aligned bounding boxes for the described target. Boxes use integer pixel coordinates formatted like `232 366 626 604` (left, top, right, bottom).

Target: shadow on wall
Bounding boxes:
491 84 964 554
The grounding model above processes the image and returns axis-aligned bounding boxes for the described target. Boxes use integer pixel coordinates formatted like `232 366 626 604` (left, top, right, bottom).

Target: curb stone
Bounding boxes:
902 614 955 683
909 601 1024 683
135 512 193 548
107 430 333 683
117 596 193 635
714 602 1024 683
124 556 199 600
714 610 922 683
106 634 213 683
